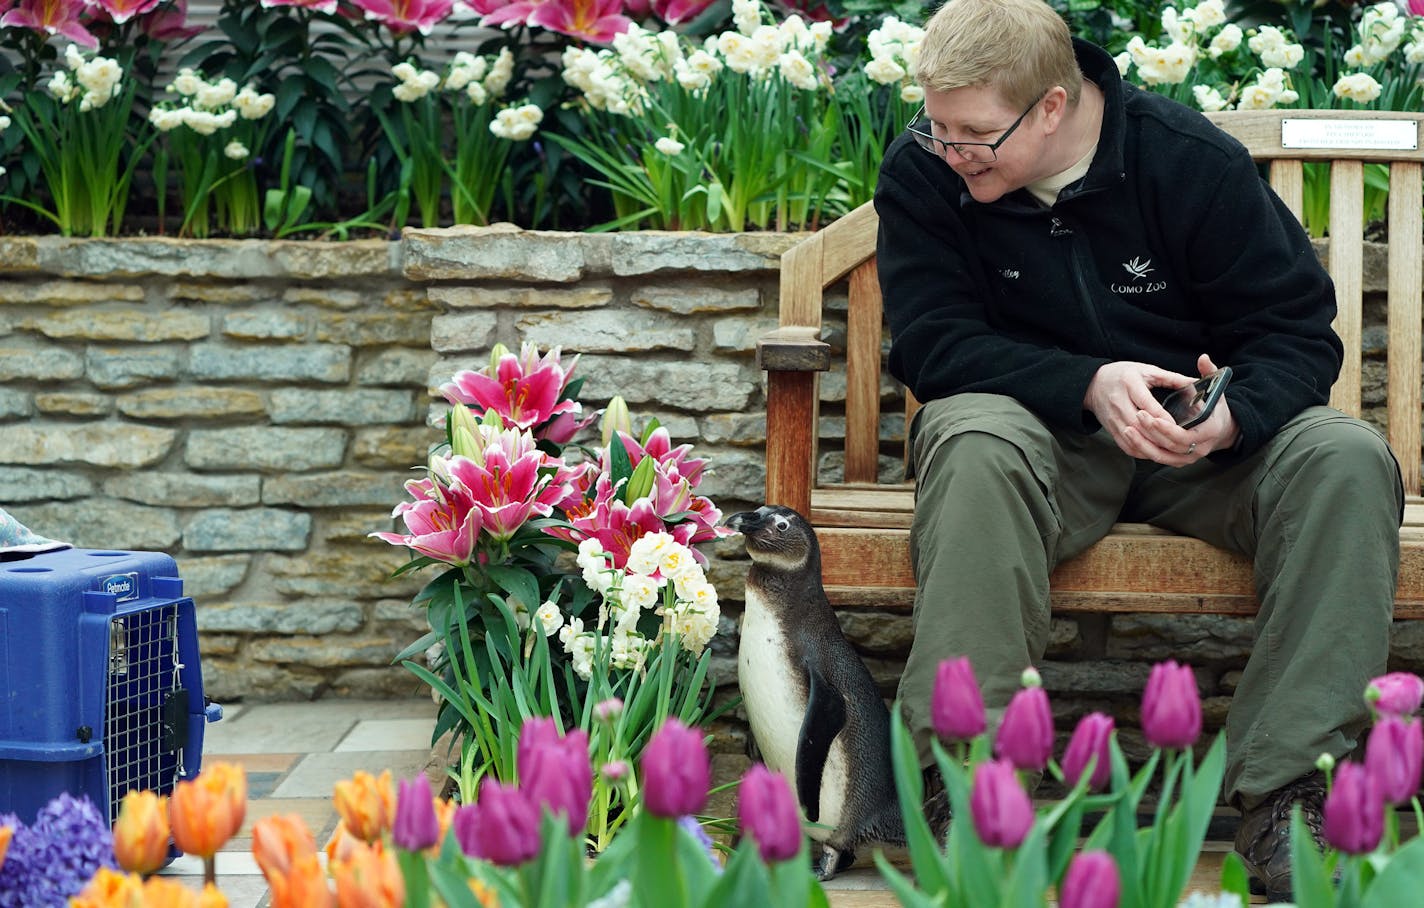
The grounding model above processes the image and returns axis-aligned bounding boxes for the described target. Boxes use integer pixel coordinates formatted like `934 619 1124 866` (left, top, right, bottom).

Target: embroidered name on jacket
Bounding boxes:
1111 255 1167 295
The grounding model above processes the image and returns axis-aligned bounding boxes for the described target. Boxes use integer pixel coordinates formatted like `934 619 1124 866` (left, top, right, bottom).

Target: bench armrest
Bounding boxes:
756 325 831 372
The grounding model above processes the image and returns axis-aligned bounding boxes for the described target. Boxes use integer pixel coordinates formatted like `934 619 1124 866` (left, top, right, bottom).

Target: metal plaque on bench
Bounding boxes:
1281 118 1419 151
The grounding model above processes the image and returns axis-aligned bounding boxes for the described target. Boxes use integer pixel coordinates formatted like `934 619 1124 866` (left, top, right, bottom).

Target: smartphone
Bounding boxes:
1161 367 1232 429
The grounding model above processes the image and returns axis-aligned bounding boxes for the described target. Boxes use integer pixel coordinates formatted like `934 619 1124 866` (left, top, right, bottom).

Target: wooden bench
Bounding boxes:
760 109 1424 617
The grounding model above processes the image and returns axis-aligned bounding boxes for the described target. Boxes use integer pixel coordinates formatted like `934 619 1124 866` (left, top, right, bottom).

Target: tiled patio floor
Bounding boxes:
166 699 1260 907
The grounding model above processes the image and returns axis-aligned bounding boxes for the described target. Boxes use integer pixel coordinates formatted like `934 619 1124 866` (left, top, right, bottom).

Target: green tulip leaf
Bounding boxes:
1361 832 1424 908
888 708 951 895
1289 808 1335 908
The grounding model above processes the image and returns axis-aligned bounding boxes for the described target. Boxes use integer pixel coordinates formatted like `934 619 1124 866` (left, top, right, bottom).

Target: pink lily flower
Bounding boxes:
446 426 584 543
84 0 160 24
546 477 668 568
441 344 587 441
624 0 649 16
615 427 708 486
650 0 714 25
2 0 99 48
351 0 453 34
261 0 340 13
370 472 482 565
140 0 204 40
528 0 631 43
470 0 547 27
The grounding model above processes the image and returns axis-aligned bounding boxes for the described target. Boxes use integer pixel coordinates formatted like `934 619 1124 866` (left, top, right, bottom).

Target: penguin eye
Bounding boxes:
774 516 790 531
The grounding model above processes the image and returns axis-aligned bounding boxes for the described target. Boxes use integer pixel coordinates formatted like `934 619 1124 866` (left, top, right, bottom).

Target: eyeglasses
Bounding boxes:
906 93 1046 163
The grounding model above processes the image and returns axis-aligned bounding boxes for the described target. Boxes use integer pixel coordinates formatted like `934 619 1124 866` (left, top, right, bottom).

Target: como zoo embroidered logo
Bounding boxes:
1122 256 1155 280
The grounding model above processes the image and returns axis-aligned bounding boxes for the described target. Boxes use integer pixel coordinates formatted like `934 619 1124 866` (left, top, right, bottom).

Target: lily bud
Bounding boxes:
169 762 247 859
1323 762 1384 854
931 656 987 742
454 780 541 866
738 764 803 863
1059 850 1120 908
113 790 171 875
995 685 1054 772
1061 712 1115 792
969 758 1033 849
447 403 480 458
1366 672 1424 718
487 342 510 376
641 719 711 818
601 395 631 449
392 776 441 852
1141 660 1202 750
1365 715 1423 805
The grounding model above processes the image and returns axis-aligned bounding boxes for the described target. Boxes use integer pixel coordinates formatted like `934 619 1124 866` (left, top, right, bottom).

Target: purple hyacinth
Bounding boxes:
0 794 116 908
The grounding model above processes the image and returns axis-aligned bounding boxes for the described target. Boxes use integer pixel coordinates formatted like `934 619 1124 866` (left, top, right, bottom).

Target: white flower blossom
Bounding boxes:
620 573 662 611
1208 24 1243 58
732 0 761 36
233 87 275 120
1177 892 1244 908
1161 7 1196 44
536 601 563 636
865 56 907 85
169 68 202 97
559 615 585 651
1127 36 1196 85
489 104 543 140
0 115 10 132
779 50 819 90
627 532 673 576
1113 51 1131 77
1192 84 1230 112
148 107 185 131
654 135 685 155
1182 0 1226 29
224 140 249 160
1334 71 1383 103
900 84 924 104
484 48 515 97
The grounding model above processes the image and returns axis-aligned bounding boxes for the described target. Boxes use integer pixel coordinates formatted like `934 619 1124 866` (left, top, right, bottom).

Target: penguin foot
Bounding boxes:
813 845 856 881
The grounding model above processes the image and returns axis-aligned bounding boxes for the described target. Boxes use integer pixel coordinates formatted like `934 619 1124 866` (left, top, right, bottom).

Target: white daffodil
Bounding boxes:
224 140 249 160
1334 71 1383 103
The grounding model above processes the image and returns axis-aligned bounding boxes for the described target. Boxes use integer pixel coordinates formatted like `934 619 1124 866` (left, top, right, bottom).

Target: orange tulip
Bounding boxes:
70 866 145 908
253 814 334 908
330 839 406 908
325 821 361 864
169 762 247 859
113 790 172 875
333 770 395 843
433 797 457 853
469 879 499 908
139 876 203 908
197 883 229 908
0 824 12 872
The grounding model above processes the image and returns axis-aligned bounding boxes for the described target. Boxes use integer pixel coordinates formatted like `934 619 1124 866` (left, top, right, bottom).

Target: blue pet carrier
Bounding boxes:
0 548 220 824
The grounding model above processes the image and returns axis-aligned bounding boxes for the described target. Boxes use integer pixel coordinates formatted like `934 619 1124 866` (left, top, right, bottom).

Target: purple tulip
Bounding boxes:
641 719 711 818
1367 672 1424 718
1059 850 1120 908
969 758 1034 849
1366 715 1423 806
738 764 803 863
1323 762 1385 854
931 657 987 741
1062 712 1115 792
1141 661 1202 750
454 779 542 866
392 776 441 851
517 718 593 835
995 685 1054 772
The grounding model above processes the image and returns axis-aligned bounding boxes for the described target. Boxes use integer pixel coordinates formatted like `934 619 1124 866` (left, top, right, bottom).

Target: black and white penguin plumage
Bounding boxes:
726 505 904 880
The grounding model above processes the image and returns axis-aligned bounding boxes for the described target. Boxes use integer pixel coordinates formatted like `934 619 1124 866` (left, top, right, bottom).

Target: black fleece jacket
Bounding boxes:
875 39 1342 458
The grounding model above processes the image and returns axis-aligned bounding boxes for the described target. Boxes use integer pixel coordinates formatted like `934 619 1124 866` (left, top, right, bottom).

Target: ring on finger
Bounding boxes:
1186 442 1197 456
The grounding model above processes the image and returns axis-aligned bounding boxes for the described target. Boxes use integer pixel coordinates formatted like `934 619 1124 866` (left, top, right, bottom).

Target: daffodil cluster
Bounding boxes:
559 530 720 681
863 16 926 105
148 70 275 146
47 45 123 112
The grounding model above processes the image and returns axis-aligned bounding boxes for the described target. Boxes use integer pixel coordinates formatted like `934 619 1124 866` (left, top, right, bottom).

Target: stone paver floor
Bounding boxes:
167 699 1259 907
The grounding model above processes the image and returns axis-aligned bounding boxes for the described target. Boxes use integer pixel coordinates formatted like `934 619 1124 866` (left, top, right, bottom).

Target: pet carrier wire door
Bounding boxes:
0 548 218 825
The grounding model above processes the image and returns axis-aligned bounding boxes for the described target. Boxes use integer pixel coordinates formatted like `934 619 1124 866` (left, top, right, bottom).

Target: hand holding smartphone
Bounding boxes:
1161 367 1232 429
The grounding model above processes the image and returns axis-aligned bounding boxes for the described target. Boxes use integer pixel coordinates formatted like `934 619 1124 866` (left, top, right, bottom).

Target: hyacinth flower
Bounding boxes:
351 0 454 34
0 794 117 906
169 762 247 884
252 814 333 908
112 789 171 876
0 0 98 49
441 343 593 443
333 769 397 844
528 0 633 43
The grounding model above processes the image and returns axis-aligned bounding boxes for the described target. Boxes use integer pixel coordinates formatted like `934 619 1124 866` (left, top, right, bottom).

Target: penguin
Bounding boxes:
725 504 904 880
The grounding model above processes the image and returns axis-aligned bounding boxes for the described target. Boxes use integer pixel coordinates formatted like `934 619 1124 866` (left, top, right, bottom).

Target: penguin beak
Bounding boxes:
723 512 753 534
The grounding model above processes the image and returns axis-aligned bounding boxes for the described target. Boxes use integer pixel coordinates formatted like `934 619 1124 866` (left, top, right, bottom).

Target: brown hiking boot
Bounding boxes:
922 766 952 841
1234 772 1328 901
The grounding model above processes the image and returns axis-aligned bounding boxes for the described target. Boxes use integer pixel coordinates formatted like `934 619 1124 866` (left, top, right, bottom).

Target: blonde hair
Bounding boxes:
915 0 1082 109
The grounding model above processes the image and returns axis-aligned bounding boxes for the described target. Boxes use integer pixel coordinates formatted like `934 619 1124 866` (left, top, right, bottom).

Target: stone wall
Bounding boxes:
0 229 1413 758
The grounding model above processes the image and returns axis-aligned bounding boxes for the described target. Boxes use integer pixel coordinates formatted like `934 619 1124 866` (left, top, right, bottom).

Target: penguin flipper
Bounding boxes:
796 665 847 823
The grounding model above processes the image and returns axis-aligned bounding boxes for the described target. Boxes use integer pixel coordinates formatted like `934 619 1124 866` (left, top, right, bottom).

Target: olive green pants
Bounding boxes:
897 393 1402 805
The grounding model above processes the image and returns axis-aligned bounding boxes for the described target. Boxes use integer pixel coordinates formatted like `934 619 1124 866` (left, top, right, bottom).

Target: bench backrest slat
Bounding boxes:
789 110 1424 497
